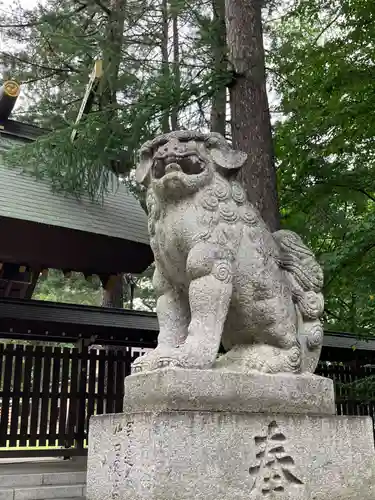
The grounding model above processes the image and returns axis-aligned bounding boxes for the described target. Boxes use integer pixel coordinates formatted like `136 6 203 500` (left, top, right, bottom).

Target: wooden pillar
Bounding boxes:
100 274 124 309
24 267 42 299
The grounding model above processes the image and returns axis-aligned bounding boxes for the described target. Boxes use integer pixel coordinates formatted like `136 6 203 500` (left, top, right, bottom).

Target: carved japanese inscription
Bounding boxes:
107 420 133 499
108 442 122 500
249 421 303 496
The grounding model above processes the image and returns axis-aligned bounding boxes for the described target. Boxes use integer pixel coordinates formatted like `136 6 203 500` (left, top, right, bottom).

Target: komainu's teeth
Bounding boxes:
165 162 182 174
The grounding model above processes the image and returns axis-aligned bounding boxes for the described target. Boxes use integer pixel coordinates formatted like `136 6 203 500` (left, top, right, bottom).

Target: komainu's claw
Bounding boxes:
157 357 182 369
131 365 144 374
131 355 153 374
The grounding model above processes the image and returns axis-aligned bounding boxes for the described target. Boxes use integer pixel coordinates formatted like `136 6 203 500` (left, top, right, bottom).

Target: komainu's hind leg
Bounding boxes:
213 343 301 373
215 295 301 374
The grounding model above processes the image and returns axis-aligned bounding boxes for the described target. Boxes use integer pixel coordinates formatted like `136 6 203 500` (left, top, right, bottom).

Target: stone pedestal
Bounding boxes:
87 369 375 500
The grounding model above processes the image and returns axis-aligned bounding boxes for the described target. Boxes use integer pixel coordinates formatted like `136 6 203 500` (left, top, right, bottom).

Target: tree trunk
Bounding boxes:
98 0 126 109
97 0 126 309
210 0 227 136
102 274 124 308
225 0 280 232
171 1 180 131
161 0 170 133
101 274 124 392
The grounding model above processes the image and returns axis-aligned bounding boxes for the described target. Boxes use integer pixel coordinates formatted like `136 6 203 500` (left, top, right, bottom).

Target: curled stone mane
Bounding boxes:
146 188 160 239
140 130 231 157
198 176 258 230
193 176 262 263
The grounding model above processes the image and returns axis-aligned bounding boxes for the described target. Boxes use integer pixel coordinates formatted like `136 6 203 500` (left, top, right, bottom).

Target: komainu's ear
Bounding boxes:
135 153 153 186
210 146 247 173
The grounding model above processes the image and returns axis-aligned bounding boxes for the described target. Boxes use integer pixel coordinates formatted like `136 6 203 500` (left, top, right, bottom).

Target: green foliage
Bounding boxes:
1 0 223 199
0 0 218 311
4 0 375 335
32 268 157 311
33 269 103 305
5 116 122 200
270 0 375 334
130 265 157 311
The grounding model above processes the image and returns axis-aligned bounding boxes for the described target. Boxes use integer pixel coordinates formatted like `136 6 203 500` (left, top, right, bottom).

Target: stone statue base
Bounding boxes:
87 369 375 500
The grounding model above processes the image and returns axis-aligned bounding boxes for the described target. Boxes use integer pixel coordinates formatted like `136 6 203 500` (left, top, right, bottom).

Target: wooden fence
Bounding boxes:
1 343 375 457
0 343 144 457
318 362 375 418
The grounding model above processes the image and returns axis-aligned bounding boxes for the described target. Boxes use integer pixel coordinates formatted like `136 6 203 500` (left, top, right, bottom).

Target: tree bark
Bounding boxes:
100 273 124 394
225 0 280 232
161 0 171 133
101 274 124 308
210 0 227 136
171 1 180 131
98 0 126 109
97 0 126 308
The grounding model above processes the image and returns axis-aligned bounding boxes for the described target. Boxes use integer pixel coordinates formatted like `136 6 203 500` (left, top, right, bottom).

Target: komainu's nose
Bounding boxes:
169 138 180 151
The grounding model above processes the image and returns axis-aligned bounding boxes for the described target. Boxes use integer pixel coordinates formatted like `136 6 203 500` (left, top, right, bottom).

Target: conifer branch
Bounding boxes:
0 52 79 73
313 11 341 44
92 0 111 15
0 4 88 29
22 72 59 84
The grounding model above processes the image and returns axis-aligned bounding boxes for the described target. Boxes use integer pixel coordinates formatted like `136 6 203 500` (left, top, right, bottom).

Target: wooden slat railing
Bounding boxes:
0 343 143 457
1 344 375 458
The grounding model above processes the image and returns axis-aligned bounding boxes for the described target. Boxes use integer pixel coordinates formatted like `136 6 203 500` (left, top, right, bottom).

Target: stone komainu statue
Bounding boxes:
133 130 324 374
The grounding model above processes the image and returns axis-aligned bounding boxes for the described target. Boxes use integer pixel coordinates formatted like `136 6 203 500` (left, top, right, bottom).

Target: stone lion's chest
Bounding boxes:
152 202 200 281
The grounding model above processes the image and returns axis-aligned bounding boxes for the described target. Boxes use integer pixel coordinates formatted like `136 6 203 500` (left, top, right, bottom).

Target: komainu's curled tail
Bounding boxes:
273 230 324 373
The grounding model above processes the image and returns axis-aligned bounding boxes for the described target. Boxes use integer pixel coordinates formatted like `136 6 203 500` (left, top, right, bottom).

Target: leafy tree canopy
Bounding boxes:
1 0 228 199
270 0 375 333
2 0 375 335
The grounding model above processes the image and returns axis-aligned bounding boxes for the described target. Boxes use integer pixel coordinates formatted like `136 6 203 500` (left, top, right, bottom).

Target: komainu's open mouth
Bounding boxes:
152 154 204 179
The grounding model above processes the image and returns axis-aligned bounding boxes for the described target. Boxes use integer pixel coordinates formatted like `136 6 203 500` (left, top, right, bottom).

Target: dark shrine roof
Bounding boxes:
0 120 153 276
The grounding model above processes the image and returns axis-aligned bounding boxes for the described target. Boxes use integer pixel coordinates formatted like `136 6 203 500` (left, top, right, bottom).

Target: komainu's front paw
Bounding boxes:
131 352 154 374
155 356 184 369
131 341 219 373
158 340 218 370
151 346 189 370
131 346 182 373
